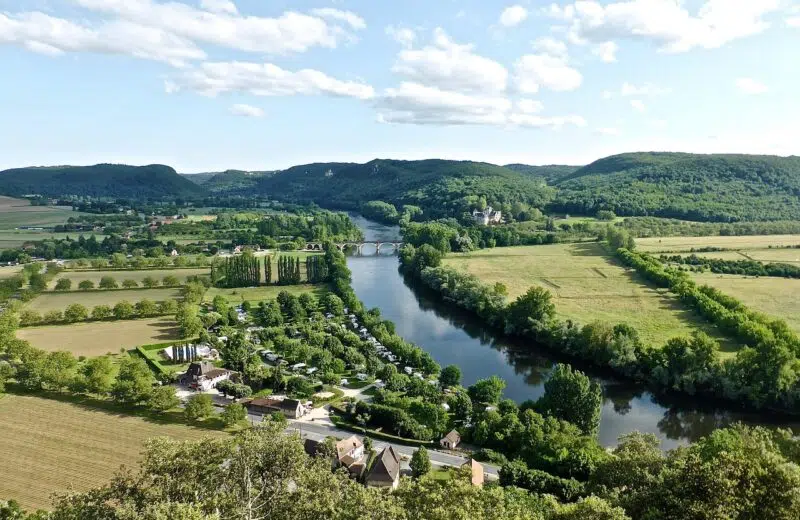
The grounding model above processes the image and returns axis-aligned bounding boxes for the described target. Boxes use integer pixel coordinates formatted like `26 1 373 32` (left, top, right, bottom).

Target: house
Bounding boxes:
241 397 309 419
181 361 236 391
335 435 365 467
356 373 368 382
440 430 461 450
472 206 502 225
463 459 485 487
365 446 401 490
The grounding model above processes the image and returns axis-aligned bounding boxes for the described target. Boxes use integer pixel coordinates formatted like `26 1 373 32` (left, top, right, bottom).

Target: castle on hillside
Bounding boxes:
472 206 502 225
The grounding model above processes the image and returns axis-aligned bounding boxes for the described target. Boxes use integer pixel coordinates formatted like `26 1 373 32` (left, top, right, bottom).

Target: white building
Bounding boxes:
472 206 502 225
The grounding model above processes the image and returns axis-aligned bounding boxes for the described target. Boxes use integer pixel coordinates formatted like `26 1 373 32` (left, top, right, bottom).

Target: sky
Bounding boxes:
1 0 799 172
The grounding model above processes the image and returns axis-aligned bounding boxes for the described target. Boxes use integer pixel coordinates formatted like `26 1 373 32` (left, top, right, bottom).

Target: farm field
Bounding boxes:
50 268 210 288
636 234 800 253
204 284 328 305
0 394 222 510
692 273 800 333
17 317 182 356
0 265 22 278
0 196 82 228
0 231 108 250
443 243 737 351
24 288 182 313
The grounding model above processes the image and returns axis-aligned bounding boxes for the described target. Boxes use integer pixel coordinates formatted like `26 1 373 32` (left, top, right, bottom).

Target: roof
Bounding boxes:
202 368 232 380
280 399 303 411
335 435 363 460
367 446 401 483
442 430 461 444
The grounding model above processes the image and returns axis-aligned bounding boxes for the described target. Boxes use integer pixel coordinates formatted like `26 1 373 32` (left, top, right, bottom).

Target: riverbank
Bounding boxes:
345 215 800 448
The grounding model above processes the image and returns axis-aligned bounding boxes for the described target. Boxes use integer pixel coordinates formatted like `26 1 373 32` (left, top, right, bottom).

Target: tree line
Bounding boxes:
660 253 800 278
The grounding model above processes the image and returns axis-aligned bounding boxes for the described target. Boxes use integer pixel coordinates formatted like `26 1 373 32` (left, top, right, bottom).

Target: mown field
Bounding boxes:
443 243 736 350
50 268 210 289
692 273 800 333
204 284 328 305
636 234 800 253
17 317 182 356
0 196 81 228
24 287 182 313
0 394 222 510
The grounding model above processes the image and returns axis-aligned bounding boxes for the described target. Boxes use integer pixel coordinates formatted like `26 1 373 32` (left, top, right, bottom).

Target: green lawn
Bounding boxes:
443 243 738 352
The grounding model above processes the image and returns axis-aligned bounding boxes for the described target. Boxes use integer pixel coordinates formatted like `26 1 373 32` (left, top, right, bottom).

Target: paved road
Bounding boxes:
283 420 499 478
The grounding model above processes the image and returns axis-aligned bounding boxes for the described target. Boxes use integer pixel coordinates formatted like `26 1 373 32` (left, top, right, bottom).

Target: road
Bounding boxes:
283 420 499 478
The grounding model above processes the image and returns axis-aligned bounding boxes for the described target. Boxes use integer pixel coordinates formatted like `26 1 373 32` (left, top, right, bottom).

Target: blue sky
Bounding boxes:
1 0 799 172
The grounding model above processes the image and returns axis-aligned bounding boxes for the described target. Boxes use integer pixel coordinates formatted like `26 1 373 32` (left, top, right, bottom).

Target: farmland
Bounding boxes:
204 283 328 305
0 196 82 229
636 234 800 253
49 268 210 289
442 243 735 349
24 287 182 313
16 317 182 356
0 394 222 510
692 273 800 333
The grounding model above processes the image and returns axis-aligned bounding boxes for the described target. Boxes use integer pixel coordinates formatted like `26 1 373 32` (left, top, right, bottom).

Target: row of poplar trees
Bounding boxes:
213 254 331 288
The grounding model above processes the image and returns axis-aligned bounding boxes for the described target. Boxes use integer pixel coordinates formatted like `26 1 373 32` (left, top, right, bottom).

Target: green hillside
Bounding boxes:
0 164 206 199
253 159 554 218
551 152 800 222
180 172 217 185
503 164 581 183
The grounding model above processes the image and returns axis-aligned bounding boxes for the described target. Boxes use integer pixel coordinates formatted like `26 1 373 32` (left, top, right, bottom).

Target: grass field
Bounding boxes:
204 284 328 305
692 273 800 332
0 394 223 510
637 235 800 253
0 265 22 278
24 288 182 313
17 317 182 356
443 243 736 350
49 268 210 289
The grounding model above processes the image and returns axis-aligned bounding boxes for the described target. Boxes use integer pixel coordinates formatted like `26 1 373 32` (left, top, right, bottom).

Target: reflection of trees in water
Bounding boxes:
602 383 646 416
657 409 737 442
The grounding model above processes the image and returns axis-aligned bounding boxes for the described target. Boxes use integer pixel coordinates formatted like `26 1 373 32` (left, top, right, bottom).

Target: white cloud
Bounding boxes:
602 90 614 100
499 5 528 27
736 77 769 94
375 82 585 128
377 82 510 125
309 8 367 30
592 41 618 62
517 99 544 114
532 37 569 59
787 6 800 27
200 0 238 15
630 99 646 112
392 28 508 93
174 61 375 99
620 82 671 97
0 11 205 66
547 0 782 53
386 25 415 48
514 53 583 93
73 0 365 55
164 79 180 94
230 103 265 117
596 127 621 136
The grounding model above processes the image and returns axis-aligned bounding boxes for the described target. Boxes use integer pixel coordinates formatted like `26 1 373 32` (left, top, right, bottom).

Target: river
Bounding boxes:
346 215 799 449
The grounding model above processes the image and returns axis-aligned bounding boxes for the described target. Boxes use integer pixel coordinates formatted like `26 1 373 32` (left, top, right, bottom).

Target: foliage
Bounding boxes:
537 364 602 436
184 393 214 422
410 446 432 478
221 403 248 427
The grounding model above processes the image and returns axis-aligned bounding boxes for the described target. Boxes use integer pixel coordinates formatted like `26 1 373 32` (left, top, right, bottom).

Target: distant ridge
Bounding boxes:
0 164 206 198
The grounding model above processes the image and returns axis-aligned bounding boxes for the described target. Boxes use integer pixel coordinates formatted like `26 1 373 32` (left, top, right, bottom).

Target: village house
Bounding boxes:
440 430 461 450
365 446 402 490
241 397 310 419
335 435 365 467
181 361 236 391
472 206 502 225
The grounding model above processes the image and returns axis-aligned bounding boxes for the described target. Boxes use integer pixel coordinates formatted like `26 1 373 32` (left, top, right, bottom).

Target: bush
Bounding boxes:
99 276 119 289
221 403 247 427
78 280 95 291
54 278 72 291
184 393 214 422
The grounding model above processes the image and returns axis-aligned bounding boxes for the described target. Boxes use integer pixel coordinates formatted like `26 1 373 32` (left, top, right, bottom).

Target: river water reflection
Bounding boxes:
346 215 799 449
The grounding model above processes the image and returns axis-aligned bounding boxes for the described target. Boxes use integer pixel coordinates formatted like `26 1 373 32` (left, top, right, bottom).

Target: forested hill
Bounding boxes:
0 164 207 199
252 159 555 218
201 169 273 192
550 152 800 222
180 172 217 185
503 163 581 183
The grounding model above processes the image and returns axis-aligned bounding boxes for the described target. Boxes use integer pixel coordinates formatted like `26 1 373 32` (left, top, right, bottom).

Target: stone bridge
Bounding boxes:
304 241 404 255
